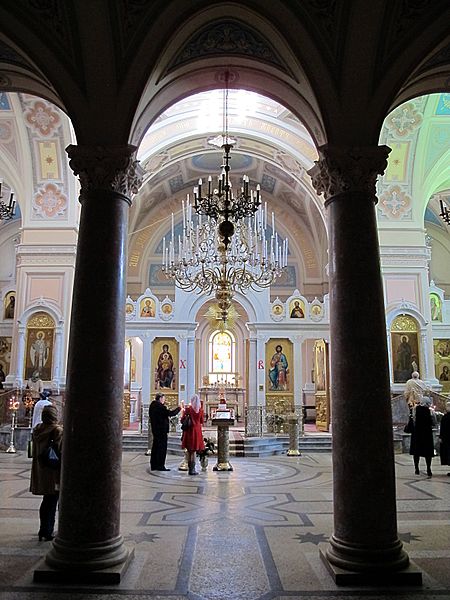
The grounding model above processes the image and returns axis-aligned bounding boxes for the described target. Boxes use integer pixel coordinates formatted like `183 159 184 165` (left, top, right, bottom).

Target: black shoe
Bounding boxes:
38 534 54 541
415 469 420 475
158 467 170 471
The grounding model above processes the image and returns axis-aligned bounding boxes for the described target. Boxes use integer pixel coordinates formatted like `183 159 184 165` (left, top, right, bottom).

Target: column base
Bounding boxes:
320 549 422 586
34 546 134 584
214 461 233 471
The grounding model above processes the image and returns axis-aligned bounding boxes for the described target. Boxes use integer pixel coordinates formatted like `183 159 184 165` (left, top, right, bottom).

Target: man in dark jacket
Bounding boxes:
148 392 181 471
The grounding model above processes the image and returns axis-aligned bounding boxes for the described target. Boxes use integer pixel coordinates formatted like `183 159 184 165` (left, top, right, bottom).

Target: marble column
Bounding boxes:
141 333 152 409
308 145 418 584
41 145 142 582
52 326 63 386
14 324 26 386
187 334 196 400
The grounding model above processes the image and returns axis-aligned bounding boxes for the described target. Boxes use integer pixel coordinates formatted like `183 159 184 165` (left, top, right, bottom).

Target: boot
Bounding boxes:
188 461 198 475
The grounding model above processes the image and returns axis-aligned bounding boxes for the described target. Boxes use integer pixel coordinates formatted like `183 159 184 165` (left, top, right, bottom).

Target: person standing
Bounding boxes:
439 401 450 476
181 394 205 475
0 363 5 389
409 396 435 477
404 371 429 407
27 370 44 401
32 391 52 429
30 405 62 541
148 392 181 471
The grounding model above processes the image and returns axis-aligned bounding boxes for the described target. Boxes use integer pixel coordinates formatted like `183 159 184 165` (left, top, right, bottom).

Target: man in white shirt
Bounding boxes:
32 391 52 429
404 371 430 407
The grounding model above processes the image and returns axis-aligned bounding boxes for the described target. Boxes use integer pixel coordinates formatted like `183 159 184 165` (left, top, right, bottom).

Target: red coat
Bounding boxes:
181 406 205 452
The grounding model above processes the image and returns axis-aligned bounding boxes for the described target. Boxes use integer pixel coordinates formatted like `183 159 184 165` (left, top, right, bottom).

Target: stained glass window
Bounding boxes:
209 330 235 383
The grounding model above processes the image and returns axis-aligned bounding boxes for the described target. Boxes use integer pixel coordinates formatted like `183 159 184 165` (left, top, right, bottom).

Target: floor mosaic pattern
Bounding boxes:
0 450 449 599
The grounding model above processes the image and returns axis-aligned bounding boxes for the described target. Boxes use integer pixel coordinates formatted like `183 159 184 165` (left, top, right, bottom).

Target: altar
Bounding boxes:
199 386 245 422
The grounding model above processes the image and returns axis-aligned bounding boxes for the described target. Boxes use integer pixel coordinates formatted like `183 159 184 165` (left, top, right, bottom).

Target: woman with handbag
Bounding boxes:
181 394 205 475
29 405 63 541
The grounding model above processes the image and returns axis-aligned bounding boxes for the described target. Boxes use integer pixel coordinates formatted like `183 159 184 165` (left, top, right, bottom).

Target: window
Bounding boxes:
208 330 235 384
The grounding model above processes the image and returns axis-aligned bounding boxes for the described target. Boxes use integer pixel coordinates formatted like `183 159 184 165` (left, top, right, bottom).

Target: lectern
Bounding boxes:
212 411 235 471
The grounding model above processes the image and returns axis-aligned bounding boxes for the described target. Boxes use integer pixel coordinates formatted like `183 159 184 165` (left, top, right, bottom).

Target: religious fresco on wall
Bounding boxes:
152 338 178 404
266 339 292 392
3 291 15 319
390 315 420 384
0 336 12 380
24 312 55 381
434 339 450 393
270 265 296 287
289 298 305 318
430 293 442 321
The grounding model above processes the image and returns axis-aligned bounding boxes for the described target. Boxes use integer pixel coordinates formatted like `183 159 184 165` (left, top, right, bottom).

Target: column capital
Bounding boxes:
66 144 144 202
308 144 391 201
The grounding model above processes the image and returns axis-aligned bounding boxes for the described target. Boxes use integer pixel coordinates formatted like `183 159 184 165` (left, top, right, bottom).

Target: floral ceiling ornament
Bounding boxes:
33 182 67 218
385 102 423 138
378 185 412 220
24 100 61 136
378 185 412 221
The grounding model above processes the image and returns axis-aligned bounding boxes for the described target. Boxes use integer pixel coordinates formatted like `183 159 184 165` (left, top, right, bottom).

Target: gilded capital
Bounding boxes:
308 145 391 201
66 144 144 202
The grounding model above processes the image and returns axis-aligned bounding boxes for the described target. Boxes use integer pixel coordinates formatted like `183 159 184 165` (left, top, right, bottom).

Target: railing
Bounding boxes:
0 388 65 429
245 405 303 437
391 390 448 432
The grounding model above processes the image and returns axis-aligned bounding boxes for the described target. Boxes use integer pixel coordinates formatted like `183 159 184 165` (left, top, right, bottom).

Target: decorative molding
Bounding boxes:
167 20 291 75
308 145 391 201
66 144 143 201
17 255 76 266
16 245 77 255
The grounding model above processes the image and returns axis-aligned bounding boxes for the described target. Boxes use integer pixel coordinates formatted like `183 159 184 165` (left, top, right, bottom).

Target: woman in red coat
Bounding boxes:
181 394 205 475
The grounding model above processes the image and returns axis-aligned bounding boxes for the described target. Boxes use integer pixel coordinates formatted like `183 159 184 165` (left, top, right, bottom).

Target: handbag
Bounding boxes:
27 439 33 459
404 416 414 434
39 437 60 469
181 411 192 432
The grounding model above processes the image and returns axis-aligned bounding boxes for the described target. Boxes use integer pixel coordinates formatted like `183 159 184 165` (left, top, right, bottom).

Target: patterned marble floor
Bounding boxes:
0 450 450 599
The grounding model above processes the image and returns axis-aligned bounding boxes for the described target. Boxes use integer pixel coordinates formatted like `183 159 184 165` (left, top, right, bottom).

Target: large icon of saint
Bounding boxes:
30 330 49 371
269 344 288 391
156 343 174 389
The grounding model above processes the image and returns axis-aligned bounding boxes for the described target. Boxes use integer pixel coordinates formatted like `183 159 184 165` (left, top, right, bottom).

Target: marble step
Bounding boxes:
122 433 333 455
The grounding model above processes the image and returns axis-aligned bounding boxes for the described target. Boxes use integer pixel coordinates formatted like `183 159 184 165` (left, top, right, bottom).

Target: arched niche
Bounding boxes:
390 314 421 384
24 311 55 382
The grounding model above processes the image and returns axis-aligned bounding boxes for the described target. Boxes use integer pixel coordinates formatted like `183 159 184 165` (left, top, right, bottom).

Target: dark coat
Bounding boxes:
149 400 180 436
439 412 450 466
30 422 63 495
409 405 434 458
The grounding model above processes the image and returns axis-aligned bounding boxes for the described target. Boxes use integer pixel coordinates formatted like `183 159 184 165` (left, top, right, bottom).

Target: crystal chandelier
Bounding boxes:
0 179 16 221
162 198 288 321
439 194 450 225
161 70 288 321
